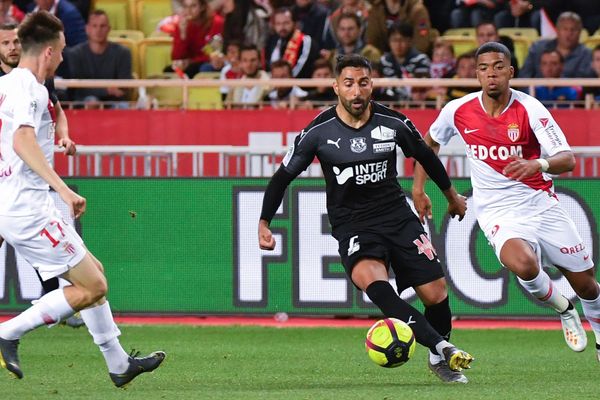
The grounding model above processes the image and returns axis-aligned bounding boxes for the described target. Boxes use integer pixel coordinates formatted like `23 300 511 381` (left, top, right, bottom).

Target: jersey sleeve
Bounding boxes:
13 79 38 130
281 128 319 177
428 101 458 145
393 115 428 158
526 98 571 156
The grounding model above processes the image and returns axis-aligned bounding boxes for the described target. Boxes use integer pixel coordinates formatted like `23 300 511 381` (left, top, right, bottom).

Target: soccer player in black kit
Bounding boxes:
258 55 474 383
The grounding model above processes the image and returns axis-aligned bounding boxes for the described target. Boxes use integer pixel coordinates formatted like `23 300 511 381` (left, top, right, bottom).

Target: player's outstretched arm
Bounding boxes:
13 126 86 218
258 167 295 251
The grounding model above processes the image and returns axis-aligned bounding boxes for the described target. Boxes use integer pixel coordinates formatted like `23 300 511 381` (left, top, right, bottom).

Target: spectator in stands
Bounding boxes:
493 0 539 29
446 51 478 100
265 7 319 78
533 48 581 105
450 0 504 29
222 0 271 51
380 21 431 78
380 22 430 101
219 40 242 99
367 0 435 55
301 58 337 106
326 0 370 46
168 0 224 78
429 39 455 79
321 13 381 66
520 12 593 78
370 60 398 103
31 0 86 47
292 0 334 51
583 44 600 101
226 44 270 106
64 9 132 107
475 20 519 76
423 0 454 35
0 0 24 24
267 59 307 108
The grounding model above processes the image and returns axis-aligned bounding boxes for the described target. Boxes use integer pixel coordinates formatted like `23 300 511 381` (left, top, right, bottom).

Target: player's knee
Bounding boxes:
93 259 105 274
86 277 108 304
575 282 600 300
502 252 538 279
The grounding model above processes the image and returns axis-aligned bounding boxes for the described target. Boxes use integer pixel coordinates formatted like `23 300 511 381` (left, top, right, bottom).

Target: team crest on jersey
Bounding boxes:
507 123 520 142
350 137 367 153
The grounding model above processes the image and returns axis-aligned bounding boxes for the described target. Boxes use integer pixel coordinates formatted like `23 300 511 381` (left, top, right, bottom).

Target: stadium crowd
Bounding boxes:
2 0 600 108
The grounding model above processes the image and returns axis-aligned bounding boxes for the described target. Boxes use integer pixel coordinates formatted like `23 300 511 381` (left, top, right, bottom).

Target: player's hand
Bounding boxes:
57 137 76 156
503 155 541 181
59 188 86 219
258 219 276 250
412 191 432 224
447 194 467 221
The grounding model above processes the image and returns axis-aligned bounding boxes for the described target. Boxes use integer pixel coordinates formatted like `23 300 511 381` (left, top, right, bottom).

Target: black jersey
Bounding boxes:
281 102 444 231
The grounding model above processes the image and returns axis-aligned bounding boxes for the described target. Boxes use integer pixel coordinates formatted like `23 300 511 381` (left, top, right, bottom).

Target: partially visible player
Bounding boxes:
413 42 600 361
259 54 474 383
0 22 82 328
0 11 165 385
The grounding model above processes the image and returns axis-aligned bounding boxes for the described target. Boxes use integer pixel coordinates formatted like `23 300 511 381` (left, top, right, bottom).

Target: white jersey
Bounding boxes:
0 68 56 216
429 89 571 230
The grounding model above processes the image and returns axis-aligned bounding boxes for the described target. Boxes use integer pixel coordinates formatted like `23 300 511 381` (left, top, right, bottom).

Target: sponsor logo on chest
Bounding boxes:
332 160 388 185
370 125 396 141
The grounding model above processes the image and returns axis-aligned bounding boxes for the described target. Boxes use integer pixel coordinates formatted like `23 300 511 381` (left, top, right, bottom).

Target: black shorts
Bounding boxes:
335 214 445 292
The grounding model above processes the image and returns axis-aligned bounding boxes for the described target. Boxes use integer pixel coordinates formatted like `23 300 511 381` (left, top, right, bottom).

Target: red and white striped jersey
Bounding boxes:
0 68 55 216
429 89 571 229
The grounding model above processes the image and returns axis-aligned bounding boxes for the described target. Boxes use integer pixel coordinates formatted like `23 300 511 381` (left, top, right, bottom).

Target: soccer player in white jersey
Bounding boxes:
413 41 600 361
0 11 165 385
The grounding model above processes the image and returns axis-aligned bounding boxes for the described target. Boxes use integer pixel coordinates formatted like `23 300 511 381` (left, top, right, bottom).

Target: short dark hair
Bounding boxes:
337 12 361 30
475 20 497 32
475 41 512 63
270 59 292 73
89 9 109 19
335 54 371 76
541 48 564 63
312 58 333 73
274 7 295 21
18 11 63 54
240 43 259 56
388 21 413 40
0 22 18 31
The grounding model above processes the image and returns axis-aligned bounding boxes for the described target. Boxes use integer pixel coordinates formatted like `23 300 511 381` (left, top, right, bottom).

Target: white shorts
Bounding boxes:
0 207 87 281
483 204 594 273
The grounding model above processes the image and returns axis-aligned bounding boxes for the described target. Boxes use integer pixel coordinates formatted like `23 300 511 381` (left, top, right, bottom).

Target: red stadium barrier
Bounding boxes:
57 109 600 176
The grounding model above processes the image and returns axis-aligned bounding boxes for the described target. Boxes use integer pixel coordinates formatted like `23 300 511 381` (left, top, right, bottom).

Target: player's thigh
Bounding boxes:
62 252 107 292
388 217 445 294
536 206 594 273
485 221 540 279
555 266 599 299
0 210 87 282
337 232 390 290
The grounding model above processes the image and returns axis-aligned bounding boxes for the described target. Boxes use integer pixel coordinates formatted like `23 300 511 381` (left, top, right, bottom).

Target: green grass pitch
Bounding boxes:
0 325 597 399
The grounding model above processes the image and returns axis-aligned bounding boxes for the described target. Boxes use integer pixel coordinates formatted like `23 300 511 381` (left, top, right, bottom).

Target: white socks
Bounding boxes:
80 301 129 374
518 269 569 313
0 289 74 340
579 287 600 345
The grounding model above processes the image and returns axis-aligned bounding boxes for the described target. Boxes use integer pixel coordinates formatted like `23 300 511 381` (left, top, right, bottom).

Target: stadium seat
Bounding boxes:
498 27 539 40
109 37 140 78
138 37 173 78
95 0 136 30
146 73 183 108
440 36 478 57
136 0 174 37
579 28 589 43
510 36 533 68
443 28 476 37
109 29 145 42
584 36 600 50
188 72 222 109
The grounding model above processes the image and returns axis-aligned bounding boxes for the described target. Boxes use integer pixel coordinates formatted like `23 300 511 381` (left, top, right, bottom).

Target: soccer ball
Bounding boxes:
365 318 416 368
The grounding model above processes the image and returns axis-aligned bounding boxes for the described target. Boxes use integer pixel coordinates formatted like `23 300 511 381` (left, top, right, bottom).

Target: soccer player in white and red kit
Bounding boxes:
0 11 165 385
413 42 600 361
